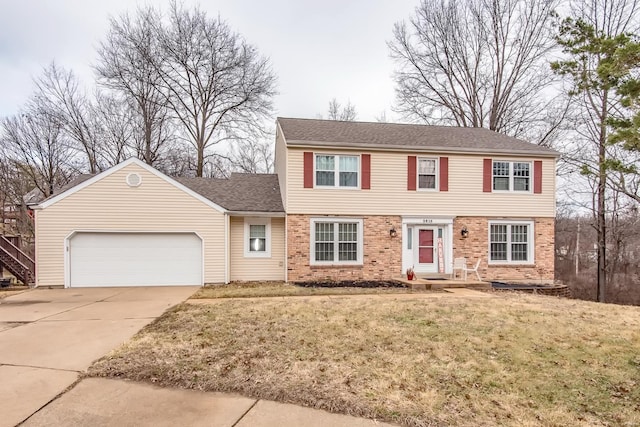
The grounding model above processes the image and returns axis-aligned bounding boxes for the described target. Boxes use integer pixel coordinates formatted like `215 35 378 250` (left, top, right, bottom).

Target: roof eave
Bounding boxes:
285 140 561 158
226 210 286 217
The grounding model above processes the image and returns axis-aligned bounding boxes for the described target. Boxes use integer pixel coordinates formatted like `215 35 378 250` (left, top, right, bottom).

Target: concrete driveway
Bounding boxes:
0 287 198 427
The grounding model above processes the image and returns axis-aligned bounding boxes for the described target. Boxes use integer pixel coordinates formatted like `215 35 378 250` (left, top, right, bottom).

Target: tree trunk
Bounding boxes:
597 93 607 303
196 148 204 177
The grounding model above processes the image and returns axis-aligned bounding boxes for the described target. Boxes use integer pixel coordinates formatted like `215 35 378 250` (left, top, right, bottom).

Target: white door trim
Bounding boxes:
401 216 455 276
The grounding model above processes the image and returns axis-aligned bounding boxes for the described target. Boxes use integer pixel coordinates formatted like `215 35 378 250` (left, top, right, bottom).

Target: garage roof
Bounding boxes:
176 174 284 213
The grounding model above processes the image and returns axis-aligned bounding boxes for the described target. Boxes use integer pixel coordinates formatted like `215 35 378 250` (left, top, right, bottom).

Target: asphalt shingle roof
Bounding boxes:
33 172 283 213
277 117 559 157
176 173 284 213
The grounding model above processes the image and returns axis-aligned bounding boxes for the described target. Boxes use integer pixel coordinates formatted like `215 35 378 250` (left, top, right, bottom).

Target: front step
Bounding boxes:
430 281 491 290
395 276 491 291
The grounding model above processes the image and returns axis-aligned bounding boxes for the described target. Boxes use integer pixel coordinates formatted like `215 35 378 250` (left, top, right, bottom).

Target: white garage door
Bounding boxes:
69 232 202 287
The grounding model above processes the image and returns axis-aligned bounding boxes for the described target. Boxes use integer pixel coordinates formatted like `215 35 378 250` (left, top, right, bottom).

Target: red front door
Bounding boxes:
418 229 435 265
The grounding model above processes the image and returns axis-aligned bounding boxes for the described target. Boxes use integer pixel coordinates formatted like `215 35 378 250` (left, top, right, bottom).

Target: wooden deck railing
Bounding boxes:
0 235 35 274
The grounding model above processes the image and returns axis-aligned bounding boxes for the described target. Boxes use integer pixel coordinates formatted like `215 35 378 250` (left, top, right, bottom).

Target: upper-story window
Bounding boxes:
418 158 438 190
493 161 530 192
315 155 359 188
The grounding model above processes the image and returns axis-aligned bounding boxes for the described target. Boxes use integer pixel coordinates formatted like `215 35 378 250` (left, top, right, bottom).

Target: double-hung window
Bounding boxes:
418 158 437 190
489 221 533 264
244 218 271 257
311 218 363 264
315 155 359 188
493 161 531 192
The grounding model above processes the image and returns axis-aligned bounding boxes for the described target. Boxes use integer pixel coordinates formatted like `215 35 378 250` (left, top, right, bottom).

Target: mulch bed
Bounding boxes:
293 280 408 288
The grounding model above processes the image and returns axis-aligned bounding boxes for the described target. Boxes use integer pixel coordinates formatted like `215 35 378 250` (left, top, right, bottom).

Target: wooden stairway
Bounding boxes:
0 236 35 285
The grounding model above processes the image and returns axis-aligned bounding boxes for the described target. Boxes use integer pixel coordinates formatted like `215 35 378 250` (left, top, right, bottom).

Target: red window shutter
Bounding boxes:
407 156 417 190
303 152 313 188
534 160 543 194
361 154 371 190
439 157 449 192
483 158 492 192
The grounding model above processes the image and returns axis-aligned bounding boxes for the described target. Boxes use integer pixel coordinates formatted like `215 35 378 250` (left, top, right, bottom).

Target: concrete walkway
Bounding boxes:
22 378 397 427
0 287 198 427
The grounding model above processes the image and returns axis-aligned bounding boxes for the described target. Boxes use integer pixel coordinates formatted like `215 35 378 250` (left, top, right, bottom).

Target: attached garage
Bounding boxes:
68 232 203 287
32 158 285 288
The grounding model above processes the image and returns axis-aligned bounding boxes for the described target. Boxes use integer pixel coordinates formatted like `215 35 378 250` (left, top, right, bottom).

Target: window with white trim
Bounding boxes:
489 221 533 263
493 161 531 192
311 218 363 264
244 218 271 257
315 155 359 188
418 158 438 190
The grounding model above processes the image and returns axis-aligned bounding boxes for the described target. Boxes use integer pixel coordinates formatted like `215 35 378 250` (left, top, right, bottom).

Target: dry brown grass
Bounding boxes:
89 293 640 427
192 281 433 299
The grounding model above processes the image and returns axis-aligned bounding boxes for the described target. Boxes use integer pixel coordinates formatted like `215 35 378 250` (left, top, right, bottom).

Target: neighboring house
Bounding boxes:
31 117 558 288
31 159 284 287
274 118 559 283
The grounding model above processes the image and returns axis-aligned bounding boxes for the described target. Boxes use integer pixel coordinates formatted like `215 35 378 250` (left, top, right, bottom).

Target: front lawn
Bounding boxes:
89 293 640 427
191 281 433 299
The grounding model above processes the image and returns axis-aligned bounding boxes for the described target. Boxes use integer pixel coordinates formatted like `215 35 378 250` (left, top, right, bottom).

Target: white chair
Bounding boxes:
463 259 482 281
452 257 467 280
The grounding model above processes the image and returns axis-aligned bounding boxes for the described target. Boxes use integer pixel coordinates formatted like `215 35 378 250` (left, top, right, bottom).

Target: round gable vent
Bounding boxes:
126 172 142 187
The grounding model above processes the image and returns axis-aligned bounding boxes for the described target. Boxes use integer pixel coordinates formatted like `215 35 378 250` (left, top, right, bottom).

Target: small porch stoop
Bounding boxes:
395 275 492 291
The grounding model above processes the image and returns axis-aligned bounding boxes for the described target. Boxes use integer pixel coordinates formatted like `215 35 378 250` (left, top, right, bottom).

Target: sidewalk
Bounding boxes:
22 378 397 427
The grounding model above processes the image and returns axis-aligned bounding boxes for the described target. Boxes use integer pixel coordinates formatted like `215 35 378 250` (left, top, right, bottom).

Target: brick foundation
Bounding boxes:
287 214 402 282
453 217 554 282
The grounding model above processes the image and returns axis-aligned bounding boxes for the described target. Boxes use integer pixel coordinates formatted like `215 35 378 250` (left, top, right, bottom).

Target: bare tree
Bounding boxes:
0 159 37 240
327 98 357 121
34 62 102 173
1 104 74 198
92 91 135 166
389 0 563 144
95 6 173 166
229 137 274 173
148 2 277 177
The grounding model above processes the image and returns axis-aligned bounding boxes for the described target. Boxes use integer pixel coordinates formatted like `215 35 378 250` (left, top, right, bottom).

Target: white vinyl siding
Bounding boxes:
285 148 555 217
230 216 285 281
35 163 226 287
489 221 534 264
310 218 363 265
274 128 288 210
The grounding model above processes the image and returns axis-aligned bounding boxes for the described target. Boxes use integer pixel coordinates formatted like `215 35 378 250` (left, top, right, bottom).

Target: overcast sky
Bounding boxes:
0 0 419 121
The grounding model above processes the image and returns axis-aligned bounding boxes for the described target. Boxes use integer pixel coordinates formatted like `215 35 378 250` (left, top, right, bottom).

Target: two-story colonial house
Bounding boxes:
275 118 558 283
28 117 558 288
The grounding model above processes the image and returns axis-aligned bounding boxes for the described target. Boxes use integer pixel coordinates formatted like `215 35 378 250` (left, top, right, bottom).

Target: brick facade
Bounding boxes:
453 216 554 282
287 214 402 282
287 215 555 283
